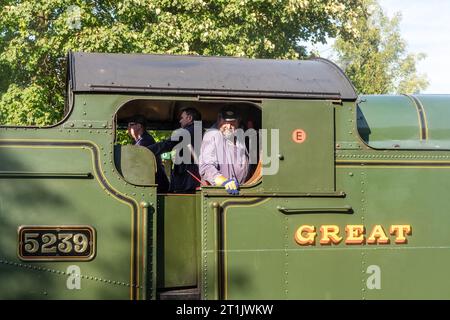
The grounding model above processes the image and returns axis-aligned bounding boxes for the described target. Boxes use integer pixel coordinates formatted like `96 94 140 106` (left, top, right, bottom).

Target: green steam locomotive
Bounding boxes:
1 52 449 299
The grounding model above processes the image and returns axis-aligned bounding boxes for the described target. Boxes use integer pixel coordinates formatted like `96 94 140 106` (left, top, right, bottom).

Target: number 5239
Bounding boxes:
18 226 96 261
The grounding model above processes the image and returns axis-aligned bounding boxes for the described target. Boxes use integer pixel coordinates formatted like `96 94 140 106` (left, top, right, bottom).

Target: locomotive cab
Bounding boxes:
114 99 262 299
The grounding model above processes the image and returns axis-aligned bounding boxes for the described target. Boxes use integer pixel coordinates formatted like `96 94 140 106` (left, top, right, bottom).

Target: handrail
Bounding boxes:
0 171 93 179
277 205 353 214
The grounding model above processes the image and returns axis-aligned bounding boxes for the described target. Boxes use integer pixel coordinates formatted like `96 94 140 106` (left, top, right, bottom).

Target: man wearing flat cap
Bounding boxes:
199 105 249 195
127 114 169 193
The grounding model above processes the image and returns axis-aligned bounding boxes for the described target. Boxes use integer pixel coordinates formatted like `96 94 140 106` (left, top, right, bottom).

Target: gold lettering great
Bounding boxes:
294 224 412 246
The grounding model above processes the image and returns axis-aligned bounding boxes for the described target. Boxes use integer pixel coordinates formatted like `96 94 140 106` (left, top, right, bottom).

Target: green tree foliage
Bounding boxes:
333 0 428 94
0 0 364 126
116 129 171 145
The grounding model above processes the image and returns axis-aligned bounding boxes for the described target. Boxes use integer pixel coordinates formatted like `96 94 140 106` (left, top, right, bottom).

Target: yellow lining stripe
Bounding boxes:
403 94 429 141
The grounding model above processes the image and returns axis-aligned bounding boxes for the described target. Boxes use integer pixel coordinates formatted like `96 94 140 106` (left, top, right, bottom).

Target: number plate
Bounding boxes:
18 226 96 261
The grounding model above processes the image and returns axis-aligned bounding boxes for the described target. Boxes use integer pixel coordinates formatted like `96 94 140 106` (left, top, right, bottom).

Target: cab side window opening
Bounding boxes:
114 99 262 192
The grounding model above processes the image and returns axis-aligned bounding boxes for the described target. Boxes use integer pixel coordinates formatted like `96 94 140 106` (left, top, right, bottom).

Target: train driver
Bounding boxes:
199 106 249 195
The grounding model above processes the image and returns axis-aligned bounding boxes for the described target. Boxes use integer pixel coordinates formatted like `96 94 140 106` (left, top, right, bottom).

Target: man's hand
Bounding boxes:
222 179 239 195
214 175 240 195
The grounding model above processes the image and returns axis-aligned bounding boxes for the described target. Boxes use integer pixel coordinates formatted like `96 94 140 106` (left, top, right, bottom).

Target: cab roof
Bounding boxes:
67 52 357 101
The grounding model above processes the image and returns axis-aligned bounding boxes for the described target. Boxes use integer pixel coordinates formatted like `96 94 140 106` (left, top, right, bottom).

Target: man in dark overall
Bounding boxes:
127 115 169 193
147 108 202 193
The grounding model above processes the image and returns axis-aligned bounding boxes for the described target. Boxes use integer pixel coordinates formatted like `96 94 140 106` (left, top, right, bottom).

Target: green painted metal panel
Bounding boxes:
201 195 361 299
262 100 335 193
415 95 450 144
336 149 450 299
156 194 198 289
357 95 420 148
357 94 450 150
335 101 362 150
200 194 224 300
202 144 450 299
0 96 158 299
225 251 285 299
0 145 155 299
362 250 450 299
223 199 285 299
115 145 156 186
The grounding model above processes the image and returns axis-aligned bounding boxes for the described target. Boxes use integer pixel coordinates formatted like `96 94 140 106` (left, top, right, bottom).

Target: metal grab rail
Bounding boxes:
277 205 353 214
0 171 93 179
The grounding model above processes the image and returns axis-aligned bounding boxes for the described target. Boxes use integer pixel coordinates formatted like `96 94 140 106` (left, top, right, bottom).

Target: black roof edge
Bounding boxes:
313 57 358 99
67 52 358 101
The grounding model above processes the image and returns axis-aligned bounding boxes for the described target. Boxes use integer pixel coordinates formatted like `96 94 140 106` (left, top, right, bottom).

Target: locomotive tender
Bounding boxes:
1 52 449 299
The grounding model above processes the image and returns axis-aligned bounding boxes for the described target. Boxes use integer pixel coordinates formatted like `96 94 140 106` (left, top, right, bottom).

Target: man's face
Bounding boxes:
127 122 143 141
219 119 238 140
179 111 193 128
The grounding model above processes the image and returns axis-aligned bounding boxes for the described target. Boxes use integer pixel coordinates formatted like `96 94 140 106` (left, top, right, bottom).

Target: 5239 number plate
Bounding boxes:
18 226 96 261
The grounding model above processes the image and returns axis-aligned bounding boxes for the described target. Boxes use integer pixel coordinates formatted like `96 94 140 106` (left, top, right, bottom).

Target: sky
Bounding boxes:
378 0 450 94
311 0 450 94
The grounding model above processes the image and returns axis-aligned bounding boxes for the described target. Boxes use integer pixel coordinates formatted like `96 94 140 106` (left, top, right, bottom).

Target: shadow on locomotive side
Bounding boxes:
1 51 450 299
